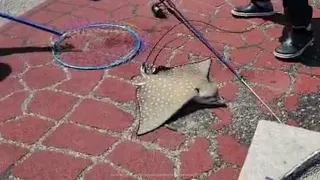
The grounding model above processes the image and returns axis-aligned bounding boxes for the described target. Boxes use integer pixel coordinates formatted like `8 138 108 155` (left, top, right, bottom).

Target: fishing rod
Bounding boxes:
151 0 283 124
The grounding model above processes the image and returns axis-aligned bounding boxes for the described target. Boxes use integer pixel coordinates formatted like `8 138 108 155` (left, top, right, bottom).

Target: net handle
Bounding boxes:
0 11 63 36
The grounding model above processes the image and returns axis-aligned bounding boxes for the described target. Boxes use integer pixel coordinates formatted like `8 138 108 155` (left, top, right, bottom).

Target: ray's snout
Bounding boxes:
212 94 226 105
193 93 226 106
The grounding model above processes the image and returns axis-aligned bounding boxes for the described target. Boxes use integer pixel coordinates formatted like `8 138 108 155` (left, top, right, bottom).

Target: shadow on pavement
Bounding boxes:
0 46 51 57
263 13 320 67
0 62 12 82
164 100 227 129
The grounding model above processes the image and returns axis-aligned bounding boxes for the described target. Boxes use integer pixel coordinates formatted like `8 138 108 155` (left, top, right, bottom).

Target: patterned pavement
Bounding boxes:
0 0 320 179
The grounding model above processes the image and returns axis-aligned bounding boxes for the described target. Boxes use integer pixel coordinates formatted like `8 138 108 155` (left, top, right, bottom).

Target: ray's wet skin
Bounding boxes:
132 59 226 135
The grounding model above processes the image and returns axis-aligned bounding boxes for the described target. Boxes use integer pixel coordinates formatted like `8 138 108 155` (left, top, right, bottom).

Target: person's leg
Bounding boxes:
231 0 276 17
273 0 314 58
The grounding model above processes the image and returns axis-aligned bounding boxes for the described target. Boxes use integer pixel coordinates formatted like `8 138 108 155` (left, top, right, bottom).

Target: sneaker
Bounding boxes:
231 2 276 17
273 24 314 59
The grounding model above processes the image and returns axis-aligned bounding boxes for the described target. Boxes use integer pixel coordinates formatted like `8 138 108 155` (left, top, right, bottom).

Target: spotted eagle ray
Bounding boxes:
131 59 226 135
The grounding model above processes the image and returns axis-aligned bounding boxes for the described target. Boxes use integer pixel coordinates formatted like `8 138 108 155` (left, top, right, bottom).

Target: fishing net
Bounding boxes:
52 23 141 70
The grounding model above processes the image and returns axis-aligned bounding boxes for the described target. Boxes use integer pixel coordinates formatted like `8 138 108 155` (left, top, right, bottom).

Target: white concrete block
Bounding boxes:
239 120 320 180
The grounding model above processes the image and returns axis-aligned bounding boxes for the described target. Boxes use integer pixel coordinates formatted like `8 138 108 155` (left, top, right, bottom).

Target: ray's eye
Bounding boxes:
195 88 200 93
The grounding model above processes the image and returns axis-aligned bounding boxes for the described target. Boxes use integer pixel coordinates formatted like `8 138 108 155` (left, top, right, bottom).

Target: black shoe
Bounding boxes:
231 2 275 17
273 26 314 59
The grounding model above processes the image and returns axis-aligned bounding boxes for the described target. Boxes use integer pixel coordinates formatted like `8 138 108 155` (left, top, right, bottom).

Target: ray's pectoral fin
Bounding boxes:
188 58 211 77
136 85 198 135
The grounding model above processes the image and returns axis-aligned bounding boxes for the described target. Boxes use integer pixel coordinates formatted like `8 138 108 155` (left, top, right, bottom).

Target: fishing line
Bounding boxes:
149 0 283 123
147 19 267 66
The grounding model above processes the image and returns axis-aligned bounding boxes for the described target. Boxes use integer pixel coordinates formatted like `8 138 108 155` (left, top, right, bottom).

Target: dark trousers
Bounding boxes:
253 0 313 27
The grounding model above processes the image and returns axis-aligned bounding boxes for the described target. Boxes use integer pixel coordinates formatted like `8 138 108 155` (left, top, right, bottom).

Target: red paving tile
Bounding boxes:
137 127 185 149
293 74 320 94
218 82 239 101
212 108 233 130
0 92 26 122
0 55 26 76
89 0 128 11
48 14 88 30
107 141 174 180
298 66 320 76
0 144 28 175
29 90 78 116
43 123 117 155
22 64 66 89
72 7 111 22
170 51 190 66
22 48 53 67
111 5 136 21
216 135 248 166
183 39 213 56
57 70 104 95
28 10 62 24
93 77 137 102
206 167 240 180
1 0 320 179
0 77 23 98
178 0 221 14
286 119 299 127
284 95 299 111
230 47 261 65
84 163 135 180
180 137 213 179
12 151 89 180
209 62 235 82
0 116 53 144
45 2 78 13
108 62 141 79
68 99 134 131
242 28 267 45
254 51 288 70
0 34 24 47
241 69 291 90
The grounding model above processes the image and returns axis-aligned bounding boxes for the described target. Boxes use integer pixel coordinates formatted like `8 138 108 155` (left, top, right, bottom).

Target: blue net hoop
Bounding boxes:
52 23 142 70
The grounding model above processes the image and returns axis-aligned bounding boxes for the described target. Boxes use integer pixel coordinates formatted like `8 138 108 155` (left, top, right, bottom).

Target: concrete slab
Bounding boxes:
0 0 47 27
239 120 320 180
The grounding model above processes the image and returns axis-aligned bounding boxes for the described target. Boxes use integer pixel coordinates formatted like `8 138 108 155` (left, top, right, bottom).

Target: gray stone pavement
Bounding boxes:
0 0 47 26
